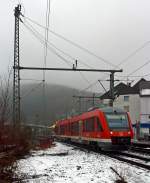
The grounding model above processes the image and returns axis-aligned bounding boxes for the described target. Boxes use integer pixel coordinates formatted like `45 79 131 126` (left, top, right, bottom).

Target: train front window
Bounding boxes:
106 113 129 131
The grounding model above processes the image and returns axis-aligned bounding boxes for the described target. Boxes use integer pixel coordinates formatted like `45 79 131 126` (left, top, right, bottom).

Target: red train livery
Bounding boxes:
54 107 134 149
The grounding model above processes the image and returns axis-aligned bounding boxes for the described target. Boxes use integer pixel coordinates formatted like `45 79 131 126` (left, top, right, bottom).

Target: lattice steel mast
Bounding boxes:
13 5 21 125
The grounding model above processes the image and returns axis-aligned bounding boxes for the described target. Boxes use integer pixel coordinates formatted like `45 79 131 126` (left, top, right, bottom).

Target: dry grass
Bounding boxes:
0 126 33 182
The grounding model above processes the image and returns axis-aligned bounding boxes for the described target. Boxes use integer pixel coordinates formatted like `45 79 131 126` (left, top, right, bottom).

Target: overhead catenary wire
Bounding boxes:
23 20 93 69
23 19 95 69
80 80 99 93
21 15 118 68
21 14 150 92
95 40 150 87
24 14 150 93
42 0 51 122
21 15 125 94
21 82 43 99
127 58 150 77
114 59 150 87
22 22 73 67
117 41 150 67
103 41 150 86
22 21 91 85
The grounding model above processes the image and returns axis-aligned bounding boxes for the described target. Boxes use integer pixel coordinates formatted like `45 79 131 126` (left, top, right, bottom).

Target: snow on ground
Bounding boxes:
16 142 150 183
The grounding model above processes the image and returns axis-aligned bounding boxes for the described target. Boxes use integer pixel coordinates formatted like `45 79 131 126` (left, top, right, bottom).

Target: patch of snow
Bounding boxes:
16 142 150 183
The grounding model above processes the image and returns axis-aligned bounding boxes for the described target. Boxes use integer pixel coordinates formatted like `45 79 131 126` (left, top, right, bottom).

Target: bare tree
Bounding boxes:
0 67 12 127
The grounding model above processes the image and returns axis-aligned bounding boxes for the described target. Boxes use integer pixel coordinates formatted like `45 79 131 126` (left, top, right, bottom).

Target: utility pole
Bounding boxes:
92 93 95 106
99 74 120 106
13 5 21 125
109 72 114 106
78 96 82 113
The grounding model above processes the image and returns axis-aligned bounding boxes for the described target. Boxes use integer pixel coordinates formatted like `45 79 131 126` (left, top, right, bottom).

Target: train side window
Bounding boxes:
71 121 79 134
85 117 95 132
68 123 71 132
96 117 103 131
60 125 65 135
83 121 86 132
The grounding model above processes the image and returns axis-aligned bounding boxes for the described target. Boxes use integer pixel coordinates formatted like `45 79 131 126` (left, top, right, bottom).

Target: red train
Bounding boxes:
54 107 134 150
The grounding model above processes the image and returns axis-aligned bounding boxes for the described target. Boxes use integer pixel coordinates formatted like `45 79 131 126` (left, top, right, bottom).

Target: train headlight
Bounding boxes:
110 131 113 135
128 131 130 135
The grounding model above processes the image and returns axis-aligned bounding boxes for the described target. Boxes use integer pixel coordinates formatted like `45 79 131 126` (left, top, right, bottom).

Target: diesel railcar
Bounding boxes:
54 107 134 149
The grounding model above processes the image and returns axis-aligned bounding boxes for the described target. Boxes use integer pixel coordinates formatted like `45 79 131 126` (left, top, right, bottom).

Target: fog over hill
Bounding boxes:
21 83 101 126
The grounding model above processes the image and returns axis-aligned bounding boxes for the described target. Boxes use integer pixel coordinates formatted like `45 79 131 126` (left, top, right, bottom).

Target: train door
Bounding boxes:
95 117 103 138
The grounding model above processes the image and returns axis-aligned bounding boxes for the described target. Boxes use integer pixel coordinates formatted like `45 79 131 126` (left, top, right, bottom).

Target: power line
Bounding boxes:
114 59 150 87
21 14 150 90
23 20 93 69
22 22 93 86
43 0 51 75
23 19 95 69
117 41 150 67
80 80 99 93
42 0 51 122
21 15 124 93
21 15 118 68
127 58 150 76
21 82 43 98
21 14 129 96
78 71 91 85
22 22 73 67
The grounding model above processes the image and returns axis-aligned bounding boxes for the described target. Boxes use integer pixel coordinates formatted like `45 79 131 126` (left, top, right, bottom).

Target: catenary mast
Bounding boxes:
13 5 21 125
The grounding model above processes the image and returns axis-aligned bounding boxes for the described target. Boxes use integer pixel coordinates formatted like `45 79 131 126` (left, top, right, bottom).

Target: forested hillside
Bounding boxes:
21 84 101 125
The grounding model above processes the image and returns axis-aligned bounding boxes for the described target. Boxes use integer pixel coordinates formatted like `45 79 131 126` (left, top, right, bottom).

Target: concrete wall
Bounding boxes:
140 97 150 122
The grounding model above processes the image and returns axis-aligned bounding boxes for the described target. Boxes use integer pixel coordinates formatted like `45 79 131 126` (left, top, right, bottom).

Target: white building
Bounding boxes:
101 79 150 138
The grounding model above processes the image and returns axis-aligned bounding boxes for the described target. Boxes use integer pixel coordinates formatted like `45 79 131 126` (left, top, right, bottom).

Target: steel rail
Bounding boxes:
105 153 150 171
130 146 150 155
60 141 150 171
113 151 150 162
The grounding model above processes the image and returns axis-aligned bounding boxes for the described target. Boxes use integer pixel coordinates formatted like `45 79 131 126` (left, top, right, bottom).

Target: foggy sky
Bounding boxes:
1 0 150 93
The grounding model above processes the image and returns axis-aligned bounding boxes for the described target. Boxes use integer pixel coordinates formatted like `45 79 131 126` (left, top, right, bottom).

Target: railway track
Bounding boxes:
61 141 150 171
130 146 150 155
132 142 150 148
115 151 150 162
105 152 150 171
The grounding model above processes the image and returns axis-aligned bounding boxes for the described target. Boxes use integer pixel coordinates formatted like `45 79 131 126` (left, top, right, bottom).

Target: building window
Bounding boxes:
124 96 129 101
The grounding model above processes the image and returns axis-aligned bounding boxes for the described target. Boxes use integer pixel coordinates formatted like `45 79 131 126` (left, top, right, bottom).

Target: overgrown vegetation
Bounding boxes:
0 126 33 182
0 68 12 128
0 68 54 182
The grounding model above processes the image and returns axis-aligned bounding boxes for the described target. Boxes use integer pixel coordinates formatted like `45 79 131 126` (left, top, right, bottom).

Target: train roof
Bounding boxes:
55 107 126 125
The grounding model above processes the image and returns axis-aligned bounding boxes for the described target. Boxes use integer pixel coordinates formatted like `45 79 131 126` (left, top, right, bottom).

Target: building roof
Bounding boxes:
139 80 150 90
132 78 146 92
100 78 147 99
